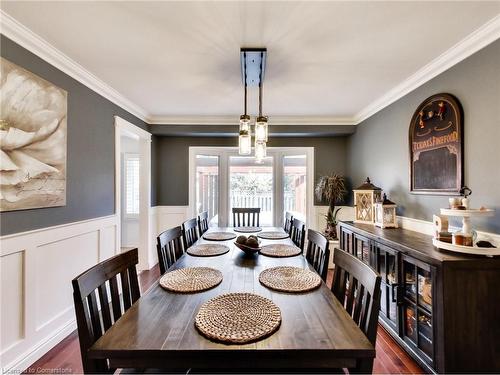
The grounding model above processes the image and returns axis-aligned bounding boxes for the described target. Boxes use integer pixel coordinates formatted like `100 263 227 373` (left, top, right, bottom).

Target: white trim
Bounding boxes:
148 115 356 126
2 10 499 127
0 10 149 122
114 116 152 271
354 14 500 124
0 215 119 373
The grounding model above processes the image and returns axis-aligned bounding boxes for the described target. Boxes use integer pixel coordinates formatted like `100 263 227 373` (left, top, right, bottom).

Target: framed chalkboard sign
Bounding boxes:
409 93 463 195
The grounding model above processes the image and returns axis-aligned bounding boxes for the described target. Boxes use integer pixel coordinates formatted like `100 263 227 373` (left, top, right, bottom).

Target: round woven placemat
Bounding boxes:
160 267 223 293
203 232 237 241
260 244 302 258
258 231 289 240
259 266 321 293
233 227 263 233
187 244 230 257
195 292 281 344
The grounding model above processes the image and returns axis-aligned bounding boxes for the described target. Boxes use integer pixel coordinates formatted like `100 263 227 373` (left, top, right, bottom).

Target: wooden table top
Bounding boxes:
89 227 375 370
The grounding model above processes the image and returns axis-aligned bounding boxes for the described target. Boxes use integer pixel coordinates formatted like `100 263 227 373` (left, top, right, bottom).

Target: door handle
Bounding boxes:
391 283 401 304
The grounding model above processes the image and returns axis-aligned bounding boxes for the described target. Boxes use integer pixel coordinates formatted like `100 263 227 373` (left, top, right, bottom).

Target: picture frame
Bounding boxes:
408 93 463 195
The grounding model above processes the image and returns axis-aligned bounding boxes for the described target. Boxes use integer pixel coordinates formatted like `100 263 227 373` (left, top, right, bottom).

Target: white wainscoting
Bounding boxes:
0 215 119 373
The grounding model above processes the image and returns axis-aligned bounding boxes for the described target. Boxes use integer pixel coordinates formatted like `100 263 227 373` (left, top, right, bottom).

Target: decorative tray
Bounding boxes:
432 238 500 257
439 208 495 217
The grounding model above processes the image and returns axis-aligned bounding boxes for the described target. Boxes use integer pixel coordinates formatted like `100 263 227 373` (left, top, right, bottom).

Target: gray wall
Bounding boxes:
347 39 500 233
0 36 149 235
153 136 348 206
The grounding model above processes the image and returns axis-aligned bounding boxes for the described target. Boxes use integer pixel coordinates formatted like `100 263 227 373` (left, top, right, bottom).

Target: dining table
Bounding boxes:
88 227 375 372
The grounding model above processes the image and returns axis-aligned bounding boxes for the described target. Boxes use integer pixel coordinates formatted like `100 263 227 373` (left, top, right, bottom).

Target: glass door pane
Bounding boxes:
195 155 219 226
229 156 273 226
283 155 307 221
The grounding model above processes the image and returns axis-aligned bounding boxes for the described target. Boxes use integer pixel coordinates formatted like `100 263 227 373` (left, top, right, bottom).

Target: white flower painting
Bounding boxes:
0 58 67 211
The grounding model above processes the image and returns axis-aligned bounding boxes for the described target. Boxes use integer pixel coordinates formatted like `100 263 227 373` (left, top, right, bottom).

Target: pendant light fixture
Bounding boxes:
238 51 251 155
238 48 268 161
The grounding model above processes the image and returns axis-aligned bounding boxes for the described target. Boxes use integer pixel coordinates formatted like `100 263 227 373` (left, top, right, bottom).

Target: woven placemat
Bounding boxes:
160 267 223 293
258 231 289 240
187 244 230 257
259 266 321 293
203 232 237 241
195 292 281 344
233 227 262 233
260 244 302 258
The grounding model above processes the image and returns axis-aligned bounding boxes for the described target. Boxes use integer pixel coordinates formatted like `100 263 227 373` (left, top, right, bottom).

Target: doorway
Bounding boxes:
189 147 314 227
114 116 152 271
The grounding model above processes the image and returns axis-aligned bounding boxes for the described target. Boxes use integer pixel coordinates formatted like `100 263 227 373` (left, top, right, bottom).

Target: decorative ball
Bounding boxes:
236 235 247 244
246 237 259 248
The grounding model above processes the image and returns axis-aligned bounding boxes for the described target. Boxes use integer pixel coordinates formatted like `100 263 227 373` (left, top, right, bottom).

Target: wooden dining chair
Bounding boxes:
331 248 382 346
305 229 330 281
290 218 306 250
157 226 184 275
284 211 294 235
72 248 140 373
182 218 199 249
232 207 261 227
198 211 209 235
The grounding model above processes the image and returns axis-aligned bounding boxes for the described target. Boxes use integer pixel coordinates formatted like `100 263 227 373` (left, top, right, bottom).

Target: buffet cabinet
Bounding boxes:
339 221 500 374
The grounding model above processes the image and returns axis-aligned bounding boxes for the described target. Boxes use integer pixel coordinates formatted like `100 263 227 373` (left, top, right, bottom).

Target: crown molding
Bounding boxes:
146 115 356 126
0 10 149 122
354 14 500 124
1 10 499 127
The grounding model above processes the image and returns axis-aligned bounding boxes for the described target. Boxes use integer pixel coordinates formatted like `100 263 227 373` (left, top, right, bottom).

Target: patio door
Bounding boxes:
189 147 313 227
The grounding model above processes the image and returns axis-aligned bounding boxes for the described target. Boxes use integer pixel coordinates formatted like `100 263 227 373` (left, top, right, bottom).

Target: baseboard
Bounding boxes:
4 320 77 373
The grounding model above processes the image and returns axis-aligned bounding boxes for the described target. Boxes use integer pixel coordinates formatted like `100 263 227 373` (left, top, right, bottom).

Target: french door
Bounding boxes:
189 147 313 227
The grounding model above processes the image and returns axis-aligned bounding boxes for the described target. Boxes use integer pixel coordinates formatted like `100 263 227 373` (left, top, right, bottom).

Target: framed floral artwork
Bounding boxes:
0 58 67 211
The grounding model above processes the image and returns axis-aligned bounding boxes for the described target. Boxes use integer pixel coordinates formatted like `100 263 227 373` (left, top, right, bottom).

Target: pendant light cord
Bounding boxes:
244 52 248 116
258 51 263 117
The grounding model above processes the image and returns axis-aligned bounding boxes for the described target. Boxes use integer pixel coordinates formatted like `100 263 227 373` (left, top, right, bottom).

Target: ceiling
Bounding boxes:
1 1 499 124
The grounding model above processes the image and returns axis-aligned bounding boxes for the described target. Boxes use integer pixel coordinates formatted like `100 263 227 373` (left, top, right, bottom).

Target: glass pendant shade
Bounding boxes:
239 115 250 133
254 140 266 163
255 116 268 142
239 132 251 155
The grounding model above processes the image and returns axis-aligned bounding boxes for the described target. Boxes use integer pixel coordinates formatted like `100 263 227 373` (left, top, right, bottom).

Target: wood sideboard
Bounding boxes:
338 221 500 374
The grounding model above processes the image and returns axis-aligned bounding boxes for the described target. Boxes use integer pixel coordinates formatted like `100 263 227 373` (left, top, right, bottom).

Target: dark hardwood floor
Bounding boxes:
25 265 423 374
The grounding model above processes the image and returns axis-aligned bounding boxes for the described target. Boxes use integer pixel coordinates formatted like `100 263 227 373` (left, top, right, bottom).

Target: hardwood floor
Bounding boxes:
25 265 423 374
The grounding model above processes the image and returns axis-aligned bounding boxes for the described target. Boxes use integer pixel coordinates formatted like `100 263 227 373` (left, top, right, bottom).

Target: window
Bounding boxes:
124 154 140 215
190 147 313 227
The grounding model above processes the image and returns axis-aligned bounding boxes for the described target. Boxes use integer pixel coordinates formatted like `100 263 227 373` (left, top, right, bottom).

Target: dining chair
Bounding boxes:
72 248 140 373
198 211 209 235
157 226 184 275
284 211 294 235
290 218 306 250
331 248 382 346
232 207 261 227
182 218 199 249
305 229 330 281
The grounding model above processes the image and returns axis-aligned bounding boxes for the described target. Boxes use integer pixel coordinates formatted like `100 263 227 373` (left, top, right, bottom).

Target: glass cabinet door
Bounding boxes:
340 226 353 254
402 255 434 365
353 233 371 266
375 243 399 334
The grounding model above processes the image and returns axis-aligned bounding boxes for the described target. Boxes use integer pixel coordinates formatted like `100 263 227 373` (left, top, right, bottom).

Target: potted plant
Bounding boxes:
315 173 347 240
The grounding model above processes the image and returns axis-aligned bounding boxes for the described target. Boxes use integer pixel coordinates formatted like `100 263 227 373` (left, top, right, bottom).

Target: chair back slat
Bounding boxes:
232 207 261 227
291 218 306 250
72 248 140 373
97 284 112 331
305 229 330 281
331 249 382 345
156 226 184 275
198 211 209 235
182 218 199 249
284 212 294 234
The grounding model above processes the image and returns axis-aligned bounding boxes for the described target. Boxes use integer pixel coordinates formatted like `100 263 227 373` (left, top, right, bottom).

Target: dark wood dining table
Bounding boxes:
88 227 375 372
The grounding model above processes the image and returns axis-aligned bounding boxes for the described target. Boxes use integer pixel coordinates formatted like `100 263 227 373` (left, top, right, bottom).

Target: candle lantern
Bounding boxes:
374 194 398 228
353 177 382 224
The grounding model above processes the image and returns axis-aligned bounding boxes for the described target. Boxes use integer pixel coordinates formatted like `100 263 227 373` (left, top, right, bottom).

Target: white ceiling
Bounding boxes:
1 1 500 124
